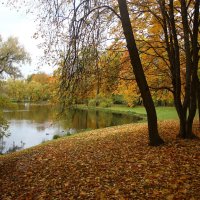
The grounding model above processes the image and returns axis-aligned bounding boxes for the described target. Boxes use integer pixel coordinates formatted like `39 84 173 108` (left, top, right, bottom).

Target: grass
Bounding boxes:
75 104 179 120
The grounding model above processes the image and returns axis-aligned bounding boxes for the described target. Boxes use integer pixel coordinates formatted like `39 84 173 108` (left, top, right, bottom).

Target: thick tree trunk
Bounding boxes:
117 0 164 146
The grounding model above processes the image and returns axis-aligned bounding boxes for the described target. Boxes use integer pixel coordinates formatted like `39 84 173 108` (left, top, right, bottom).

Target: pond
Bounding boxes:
1 103 143 154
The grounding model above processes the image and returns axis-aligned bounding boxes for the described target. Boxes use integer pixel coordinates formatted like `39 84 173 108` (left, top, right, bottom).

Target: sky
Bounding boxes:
0 3 54 78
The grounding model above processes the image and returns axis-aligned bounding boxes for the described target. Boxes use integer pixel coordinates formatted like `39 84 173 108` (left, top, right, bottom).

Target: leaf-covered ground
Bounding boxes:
0 121 200 200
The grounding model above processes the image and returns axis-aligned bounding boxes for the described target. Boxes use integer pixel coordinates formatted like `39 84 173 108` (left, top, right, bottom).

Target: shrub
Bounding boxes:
66 132 71 136
88 96 113 108
53 134 61 139
99 98 113 108
99 101 108 108
88 99 97 107
112 95 125 104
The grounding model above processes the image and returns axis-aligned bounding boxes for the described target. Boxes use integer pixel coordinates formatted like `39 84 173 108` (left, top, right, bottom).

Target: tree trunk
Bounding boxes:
184 74 197 138
183 0 199 139
198 79 200 126
198 85 200 129
158 0 199 139
158 0 186 138
117 0 164 146
174 97 187 138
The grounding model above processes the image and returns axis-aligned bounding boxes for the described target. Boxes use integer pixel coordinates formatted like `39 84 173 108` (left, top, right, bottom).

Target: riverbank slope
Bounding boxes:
0 121 200 199
75 104 179 120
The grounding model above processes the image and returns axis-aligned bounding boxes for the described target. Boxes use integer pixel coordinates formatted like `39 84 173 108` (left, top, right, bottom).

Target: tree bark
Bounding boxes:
181 0 199 138
158 0 199 139
158 0 186 137
117 0 164 146
186 74 198 138
198 79 200 126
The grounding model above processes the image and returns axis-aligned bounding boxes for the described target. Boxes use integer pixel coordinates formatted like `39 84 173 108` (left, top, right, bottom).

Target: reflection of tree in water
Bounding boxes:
0 114 11 154
0 135 25 155
4 103 57 123
0 114 10 138
6 141 25 154
36 125 46 132
0 137 6 154
58 108 143 131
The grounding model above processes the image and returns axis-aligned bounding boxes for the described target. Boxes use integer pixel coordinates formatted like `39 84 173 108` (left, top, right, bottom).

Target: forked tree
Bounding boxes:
129 0 199 138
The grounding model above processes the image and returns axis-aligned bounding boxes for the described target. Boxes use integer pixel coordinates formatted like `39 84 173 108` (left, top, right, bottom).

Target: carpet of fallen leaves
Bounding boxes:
0 120 200 200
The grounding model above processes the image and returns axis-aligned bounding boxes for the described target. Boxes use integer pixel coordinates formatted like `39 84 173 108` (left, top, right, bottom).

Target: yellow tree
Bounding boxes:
127 0 199 138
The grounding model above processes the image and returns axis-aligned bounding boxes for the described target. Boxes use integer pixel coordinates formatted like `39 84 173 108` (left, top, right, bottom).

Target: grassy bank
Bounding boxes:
0 121 200 199
75 104 179 120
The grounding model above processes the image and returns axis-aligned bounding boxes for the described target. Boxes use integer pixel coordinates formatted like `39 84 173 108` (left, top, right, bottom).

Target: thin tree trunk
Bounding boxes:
158 0 187 138
186 75 197 138
182 0 199 138
117 0 164 146
168 0 189 138
180 0 193 138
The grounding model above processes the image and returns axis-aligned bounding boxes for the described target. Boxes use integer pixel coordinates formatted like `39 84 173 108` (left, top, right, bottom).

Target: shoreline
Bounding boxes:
74 104 179 120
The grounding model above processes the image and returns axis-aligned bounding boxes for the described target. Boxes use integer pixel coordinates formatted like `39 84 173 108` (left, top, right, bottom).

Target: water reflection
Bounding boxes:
4 104 55 123
0 136 25 154
0 137 6 154
61 109 142 130
2 104 143 153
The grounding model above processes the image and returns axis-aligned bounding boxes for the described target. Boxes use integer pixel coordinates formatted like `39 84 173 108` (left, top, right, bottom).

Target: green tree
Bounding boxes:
0 35 30 139
0 35 30 78
6 79 27 101
26 73 52 102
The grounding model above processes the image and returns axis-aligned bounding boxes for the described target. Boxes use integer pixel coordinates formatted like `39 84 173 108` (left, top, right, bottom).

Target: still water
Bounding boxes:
1 104 143 153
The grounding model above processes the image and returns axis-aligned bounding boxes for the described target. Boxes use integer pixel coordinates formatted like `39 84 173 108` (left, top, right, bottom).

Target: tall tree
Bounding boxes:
117 0 164 145
0 35 30 138
126 0 199 138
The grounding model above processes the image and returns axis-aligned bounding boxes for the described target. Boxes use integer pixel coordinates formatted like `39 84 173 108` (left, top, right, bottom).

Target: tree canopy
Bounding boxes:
0 35 30 78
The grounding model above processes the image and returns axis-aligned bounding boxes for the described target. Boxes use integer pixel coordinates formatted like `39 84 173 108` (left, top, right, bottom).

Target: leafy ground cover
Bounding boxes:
0 121 200 199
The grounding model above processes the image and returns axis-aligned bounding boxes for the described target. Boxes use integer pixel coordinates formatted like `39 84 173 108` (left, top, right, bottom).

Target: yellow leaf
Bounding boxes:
166 194 174 200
